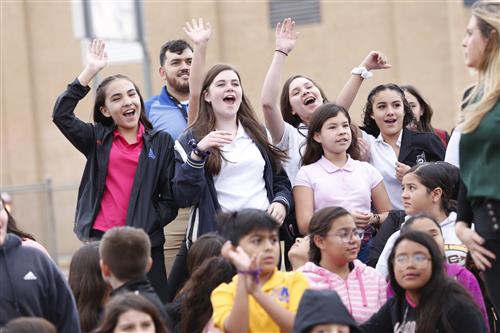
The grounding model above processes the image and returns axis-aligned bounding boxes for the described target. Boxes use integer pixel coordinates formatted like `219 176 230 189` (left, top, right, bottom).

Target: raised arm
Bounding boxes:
77 39 108 86
261 18 299 144
53 39 108 155
183 18 212 126
335 51 391 111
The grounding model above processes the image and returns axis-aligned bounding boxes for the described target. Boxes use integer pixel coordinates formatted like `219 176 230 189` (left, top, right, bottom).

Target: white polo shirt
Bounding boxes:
362 130 403 210
276 122 308 182
213 124 270 212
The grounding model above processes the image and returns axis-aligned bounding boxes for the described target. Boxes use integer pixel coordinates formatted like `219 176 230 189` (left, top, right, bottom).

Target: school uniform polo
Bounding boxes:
93 124 144 232
276 122 308 182
294 155 383 213
362 130 403 210
211 269 309 332
213 123 269 212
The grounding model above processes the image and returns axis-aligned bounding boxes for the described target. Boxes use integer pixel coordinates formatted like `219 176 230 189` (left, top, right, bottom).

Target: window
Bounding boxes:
269 0 321 28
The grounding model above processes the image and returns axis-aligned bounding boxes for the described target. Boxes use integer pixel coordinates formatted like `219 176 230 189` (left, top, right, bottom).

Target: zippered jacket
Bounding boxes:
52 79 178 247
172 129 292 244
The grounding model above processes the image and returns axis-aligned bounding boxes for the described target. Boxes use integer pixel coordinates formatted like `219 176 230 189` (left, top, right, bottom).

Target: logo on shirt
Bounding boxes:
272 287 290 303
148 148 156 160
416 152 426 164
23 271 37 280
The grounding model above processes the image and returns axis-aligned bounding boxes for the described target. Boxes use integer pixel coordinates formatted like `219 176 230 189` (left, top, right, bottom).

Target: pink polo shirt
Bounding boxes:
294 155 383 213
93 124 144 232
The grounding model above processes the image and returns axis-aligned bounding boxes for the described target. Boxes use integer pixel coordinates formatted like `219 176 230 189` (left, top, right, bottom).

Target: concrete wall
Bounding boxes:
1 1 476 263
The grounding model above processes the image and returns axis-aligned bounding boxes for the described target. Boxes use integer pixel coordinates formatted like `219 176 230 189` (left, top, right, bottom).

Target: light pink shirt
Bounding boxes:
294 156 383 213
298 260 387 324
93 124 144 232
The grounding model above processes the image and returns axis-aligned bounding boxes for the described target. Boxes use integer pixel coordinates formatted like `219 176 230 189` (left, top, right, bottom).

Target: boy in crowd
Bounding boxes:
212 209 309 332
99 227 170 328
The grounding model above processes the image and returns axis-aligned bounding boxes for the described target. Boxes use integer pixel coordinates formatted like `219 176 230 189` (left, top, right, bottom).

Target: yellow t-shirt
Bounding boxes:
211 270 309 332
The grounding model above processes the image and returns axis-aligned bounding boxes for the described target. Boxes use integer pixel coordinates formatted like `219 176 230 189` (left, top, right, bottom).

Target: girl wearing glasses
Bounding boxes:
361 231 486 333
293 103 391 262
297 207 387 324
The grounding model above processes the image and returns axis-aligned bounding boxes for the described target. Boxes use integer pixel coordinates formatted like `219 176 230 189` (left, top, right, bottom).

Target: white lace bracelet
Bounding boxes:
351 66 373 79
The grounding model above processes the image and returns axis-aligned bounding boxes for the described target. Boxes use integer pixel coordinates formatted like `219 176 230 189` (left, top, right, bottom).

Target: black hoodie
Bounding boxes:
0 234 81 332
293 289 361 333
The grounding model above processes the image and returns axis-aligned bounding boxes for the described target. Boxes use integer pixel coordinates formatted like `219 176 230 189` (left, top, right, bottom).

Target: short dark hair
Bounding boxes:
159 39 193 66
217 209 280 246
99 227 151 281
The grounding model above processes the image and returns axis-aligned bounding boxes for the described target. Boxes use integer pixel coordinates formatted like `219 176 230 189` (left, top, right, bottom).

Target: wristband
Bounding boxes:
275 49 288 56
351 66 373 79
237 268 263 284
188 139 210 159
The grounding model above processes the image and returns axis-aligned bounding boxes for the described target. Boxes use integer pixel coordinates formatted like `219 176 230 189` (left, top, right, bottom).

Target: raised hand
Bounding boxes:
86 39 108 72
275 18 299 55
78 39 108 86
360 51 391 71
221 241 252 271
183 18 212 46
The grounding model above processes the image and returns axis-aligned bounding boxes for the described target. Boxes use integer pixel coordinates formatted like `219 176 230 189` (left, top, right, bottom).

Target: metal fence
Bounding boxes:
2 178 80 265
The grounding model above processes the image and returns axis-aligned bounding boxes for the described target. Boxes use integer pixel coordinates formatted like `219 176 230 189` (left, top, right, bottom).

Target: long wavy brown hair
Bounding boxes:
190 64 287 176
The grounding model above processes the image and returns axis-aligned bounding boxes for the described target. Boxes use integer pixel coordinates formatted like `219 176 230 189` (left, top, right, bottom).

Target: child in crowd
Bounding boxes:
288 236 310 270
397 215 490 331
2 317 57 333
293 289 360 333
92 293 169 333
297 207 386 324
167 233 228 331
52 39 178 302
401 85 449 147
177 256 234 333
261 18 390 183
212 209 309 332
360 231 486 332
170 60 292 297
359 84 445 210
99 227 170 329
373 162 467 277
69 242 110 333
293 103 391 261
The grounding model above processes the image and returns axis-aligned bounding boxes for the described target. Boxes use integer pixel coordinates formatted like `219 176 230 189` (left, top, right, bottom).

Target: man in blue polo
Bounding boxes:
145 40 193 300
145 40 193 140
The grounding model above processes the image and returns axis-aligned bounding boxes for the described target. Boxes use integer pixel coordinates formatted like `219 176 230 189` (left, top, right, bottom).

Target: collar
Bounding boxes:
113 123 145 143
318 155 354 173
110 275 151 296
375 129 402 147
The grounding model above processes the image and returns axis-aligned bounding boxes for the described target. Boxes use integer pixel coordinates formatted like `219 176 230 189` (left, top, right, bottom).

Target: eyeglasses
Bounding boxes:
394 253 431 267
326 229 364 243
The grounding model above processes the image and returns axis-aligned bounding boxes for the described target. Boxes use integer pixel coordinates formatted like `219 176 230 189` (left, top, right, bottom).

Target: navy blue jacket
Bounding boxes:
0 234 81 332
172 129 292 244
52 80 178 247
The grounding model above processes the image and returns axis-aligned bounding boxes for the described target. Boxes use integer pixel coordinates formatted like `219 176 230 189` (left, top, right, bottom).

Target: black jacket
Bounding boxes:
53 80 178 247
111 276 171 329
360 295 486 333
293 289 360 333
367 210 406 268
399 128 445 166
0 234 81 332
172 129 292 244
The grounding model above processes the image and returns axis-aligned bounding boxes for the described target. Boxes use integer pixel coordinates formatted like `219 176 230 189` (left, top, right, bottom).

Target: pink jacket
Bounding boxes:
297 260 387 323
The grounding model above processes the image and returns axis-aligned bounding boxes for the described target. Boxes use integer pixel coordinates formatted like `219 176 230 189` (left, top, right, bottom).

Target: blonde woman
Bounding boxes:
454 0 500 314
